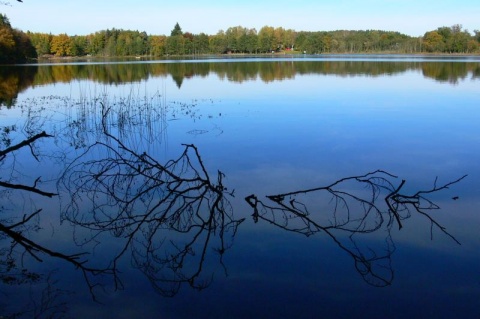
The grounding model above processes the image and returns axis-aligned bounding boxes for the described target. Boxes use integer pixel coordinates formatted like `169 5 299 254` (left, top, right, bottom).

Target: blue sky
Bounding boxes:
2 0 479 36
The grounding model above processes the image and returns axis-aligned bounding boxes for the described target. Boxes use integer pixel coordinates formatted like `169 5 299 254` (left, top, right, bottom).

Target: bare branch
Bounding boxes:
0 180 58 198
58 105 244 297
246 171 466 287
0 131 53 159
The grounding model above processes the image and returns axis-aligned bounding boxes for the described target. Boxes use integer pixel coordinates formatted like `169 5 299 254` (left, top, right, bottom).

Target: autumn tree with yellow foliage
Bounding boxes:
0 13 36 63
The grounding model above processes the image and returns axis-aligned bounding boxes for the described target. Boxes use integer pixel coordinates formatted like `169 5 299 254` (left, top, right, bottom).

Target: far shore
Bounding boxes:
32 51 480 63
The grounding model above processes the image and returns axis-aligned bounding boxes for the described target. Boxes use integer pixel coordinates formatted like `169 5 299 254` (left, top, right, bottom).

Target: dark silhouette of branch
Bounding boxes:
0 131 57 198
0 131 52 161
58 104 244 297
245 170 466 287
1 271 71 318
0 179 57 197
0 213 115 301
0 130 112 301
385 174 467 244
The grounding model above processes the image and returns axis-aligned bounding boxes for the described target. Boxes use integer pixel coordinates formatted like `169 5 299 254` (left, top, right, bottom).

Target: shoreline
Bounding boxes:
32 51 480 64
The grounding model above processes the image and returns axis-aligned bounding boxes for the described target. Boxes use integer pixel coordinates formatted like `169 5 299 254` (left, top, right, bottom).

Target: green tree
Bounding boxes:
0 13 11 27
304 32 324 54
183 32 194 54
70 35 87 56
193 33 209 54
86 31 106 55
436 26 452 41
103 28 120 56
27 32 52 55
474 30 480 43
258 26 274 52
171 23 183 37
273 27 285 51
115 32 127 55
446 24 470 53
209 30 227 54
225 26 242 53
165 34 184 55
284 29 296 50
322 34 332 52
423 24 472 53
12 29 37 60
134 31 148 55
245 28 258 53
105 36 116 56
294 32 308 52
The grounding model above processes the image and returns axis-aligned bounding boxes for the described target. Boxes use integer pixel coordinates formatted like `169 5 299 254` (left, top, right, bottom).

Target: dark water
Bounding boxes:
1 56 479 318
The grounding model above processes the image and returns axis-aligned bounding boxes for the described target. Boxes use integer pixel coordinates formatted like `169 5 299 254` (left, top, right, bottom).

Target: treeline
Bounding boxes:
1 14 480 63
28 23 480 58
423 25 479 53
0 14 36 63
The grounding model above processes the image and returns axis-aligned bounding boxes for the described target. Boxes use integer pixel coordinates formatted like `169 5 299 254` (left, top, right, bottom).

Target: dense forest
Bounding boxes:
1 13 480 64
0 14 36 63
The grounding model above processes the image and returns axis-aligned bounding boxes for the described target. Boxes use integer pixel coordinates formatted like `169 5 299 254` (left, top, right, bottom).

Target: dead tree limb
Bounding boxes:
245 170 466 287
0 180 58 197
0 131 53 160
58 104 244 297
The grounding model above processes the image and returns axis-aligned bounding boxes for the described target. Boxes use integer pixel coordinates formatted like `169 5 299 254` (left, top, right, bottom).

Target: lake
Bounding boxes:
1 55 479 318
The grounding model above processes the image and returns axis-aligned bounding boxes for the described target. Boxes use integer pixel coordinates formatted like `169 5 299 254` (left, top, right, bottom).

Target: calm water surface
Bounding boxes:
0 56 479 318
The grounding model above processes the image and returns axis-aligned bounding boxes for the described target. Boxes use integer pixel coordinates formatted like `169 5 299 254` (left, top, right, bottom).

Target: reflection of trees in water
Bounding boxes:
246 170 466 287
0 65 37 107
294 60 414 77
2 60 479 106
421 62 479 84
58 106 244 296
32 60 414 86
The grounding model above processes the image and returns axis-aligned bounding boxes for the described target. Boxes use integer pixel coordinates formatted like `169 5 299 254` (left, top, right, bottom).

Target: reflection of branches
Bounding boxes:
385 176 466 243
0 131 57 197
59 105 244 296
0 131 114 302
245 170 466 287
0 210 116 296
0 178 57 198
0 131 52 161
2 272 71 319
33 275 70 319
